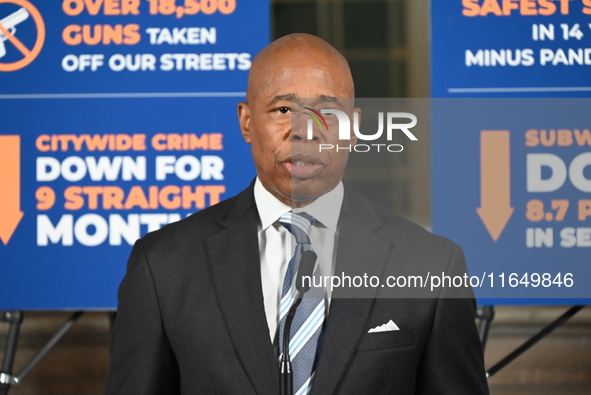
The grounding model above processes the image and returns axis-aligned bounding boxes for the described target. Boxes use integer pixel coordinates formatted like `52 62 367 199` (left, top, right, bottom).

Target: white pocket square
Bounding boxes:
368 319 400 333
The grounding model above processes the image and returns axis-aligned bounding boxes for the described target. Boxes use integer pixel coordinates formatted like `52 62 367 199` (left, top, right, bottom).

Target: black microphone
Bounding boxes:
279 250 318 395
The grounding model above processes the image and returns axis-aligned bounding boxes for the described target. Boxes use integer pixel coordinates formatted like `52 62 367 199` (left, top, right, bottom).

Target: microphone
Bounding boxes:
279 250 318 395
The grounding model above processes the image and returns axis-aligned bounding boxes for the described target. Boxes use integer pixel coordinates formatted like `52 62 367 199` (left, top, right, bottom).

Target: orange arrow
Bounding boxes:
0 135 24 245
476 131 514 242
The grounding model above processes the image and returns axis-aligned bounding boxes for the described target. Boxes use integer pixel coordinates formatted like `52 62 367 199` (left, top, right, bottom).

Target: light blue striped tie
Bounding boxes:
278 212 325 395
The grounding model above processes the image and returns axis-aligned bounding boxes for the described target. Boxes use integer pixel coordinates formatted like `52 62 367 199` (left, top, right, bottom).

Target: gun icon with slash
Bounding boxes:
0 7 30 59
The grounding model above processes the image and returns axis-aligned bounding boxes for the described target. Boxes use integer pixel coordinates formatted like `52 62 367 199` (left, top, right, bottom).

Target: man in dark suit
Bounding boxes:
105 34 489 394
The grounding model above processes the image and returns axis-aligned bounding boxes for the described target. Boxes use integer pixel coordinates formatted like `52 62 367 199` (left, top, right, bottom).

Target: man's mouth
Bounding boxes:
283 155 324 178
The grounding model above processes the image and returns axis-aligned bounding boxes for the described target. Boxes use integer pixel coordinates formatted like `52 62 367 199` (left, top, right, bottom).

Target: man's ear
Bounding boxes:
237 102 252 144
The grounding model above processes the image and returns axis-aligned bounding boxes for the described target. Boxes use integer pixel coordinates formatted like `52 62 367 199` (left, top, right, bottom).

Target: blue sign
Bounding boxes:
430 1 591 303
432 0 591 97
0 0 269 309
431 99 591 302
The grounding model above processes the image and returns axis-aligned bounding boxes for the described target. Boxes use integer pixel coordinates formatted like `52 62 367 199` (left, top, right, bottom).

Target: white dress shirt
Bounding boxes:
254 178 343 343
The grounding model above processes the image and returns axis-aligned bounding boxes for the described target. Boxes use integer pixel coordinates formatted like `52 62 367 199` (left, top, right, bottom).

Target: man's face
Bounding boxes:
238 48 355 207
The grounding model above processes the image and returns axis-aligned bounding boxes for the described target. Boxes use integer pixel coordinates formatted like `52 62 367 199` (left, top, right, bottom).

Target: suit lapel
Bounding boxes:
206 186 278 394
311 187 392 395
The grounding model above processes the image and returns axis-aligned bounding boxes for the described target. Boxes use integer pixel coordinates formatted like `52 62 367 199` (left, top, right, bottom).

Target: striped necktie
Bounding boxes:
278 212 325 395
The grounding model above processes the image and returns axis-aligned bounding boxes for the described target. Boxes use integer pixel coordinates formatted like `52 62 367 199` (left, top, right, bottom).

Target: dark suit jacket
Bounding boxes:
105 182 489 394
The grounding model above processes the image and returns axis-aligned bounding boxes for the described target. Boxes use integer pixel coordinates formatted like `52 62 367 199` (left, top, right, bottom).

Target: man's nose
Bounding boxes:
291 118 319 141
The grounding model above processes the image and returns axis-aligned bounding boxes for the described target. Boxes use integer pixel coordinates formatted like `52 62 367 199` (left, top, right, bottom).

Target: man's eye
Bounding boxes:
275 107 290 114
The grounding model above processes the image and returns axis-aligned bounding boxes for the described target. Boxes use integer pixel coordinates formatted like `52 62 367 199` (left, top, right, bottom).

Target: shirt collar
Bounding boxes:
254 177 343 233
